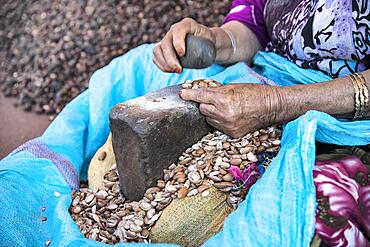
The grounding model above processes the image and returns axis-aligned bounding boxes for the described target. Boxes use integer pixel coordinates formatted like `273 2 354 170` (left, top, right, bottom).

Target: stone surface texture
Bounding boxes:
179 35 216 69
110 85 212 200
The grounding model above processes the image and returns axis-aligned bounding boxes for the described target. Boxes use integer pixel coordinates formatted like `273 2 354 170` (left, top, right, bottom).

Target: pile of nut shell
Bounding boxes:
70 79 282 244
1 0 231 116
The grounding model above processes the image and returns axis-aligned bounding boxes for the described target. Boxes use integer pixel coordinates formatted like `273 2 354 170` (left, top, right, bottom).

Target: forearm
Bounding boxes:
210 21 262 65
272 70 370 124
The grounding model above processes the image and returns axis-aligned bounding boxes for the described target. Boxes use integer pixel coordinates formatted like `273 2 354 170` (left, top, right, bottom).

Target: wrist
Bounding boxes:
210 27 225 50
210 27 234 63
276 79 355 122
260 85 313 126
264 85 288 126
269 85 320 125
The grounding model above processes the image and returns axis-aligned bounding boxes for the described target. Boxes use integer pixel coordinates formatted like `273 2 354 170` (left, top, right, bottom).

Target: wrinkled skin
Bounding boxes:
180 83 283 138
155 17 370 138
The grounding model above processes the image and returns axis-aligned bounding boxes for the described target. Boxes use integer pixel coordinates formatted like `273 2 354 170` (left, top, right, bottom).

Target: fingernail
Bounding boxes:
178 48 184 56
174 66 182 74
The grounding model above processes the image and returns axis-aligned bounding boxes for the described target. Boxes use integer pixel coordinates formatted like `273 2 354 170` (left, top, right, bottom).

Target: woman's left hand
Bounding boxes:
179 83 283 138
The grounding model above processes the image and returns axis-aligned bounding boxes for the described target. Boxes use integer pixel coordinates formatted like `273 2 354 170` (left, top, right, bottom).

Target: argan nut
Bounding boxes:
177 186 189 199
98 151 107 161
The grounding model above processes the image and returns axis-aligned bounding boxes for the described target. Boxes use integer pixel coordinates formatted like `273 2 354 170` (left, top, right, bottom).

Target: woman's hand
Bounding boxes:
153 18 263 73
153 18 215 73
179 83 283 138
180 69 370 137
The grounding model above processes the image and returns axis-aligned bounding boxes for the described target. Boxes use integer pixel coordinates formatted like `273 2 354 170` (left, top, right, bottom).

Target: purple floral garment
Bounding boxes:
223 0 269 47
314 157 370 246
224 0 370 78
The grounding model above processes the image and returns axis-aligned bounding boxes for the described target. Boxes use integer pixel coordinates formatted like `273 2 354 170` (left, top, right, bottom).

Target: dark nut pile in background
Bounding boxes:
70 80 283 244
0 0 231 116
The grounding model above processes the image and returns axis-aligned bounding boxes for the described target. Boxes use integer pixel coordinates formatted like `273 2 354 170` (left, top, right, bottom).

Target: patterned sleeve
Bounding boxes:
223 0 269 47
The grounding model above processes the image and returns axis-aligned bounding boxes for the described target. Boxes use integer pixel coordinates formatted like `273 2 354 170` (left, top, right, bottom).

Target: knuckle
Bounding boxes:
162 32 172 42
224 122 235 131
161 49 174 61
198 91 207 101
182 17 194 24
199 104 210 114
171 20 185 30
199 108 206 116
169 24 177 31
161 42 174 54
161 41 168 52
153 46 160 55
223 124 231 132
199 104 205 111
223 117 233 125
218 115 228 124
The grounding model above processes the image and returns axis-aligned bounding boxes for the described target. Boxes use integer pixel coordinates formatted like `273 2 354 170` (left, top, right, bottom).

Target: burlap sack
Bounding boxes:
150 187 233 247
88 133 116 189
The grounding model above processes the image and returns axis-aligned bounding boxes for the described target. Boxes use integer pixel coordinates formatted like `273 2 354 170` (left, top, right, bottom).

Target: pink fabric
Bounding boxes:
229 163 260 189
223 0 269 47
314 157 370 246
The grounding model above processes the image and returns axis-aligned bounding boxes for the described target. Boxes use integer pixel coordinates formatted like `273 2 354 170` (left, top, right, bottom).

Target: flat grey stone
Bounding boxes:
110 85 212 200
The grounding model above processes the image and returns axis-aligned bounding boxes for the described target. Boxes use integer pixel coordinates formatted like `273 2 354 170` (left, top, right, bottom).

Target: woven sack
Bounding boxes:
150 187 233 247
88 133 116 189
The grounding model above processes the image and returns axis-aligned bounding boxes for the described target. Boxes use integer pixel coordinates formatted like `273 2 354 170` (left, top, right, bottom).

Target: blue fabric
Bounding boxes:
1 44 369 247
253 51 333 86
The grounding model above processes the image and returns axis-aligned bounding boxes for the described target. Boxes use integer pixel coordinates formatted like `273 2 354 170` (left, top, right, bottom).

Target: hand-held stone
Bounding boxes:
179 35 216 69
109 85 213 200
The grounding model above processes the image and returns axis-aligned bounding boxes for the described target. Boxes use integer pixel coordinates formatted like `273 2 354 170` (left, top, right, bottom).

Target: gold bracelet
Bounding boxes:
354 73 365 118
349 73 369 120
349 74 361 119
353 73 369 116
356 73 369 118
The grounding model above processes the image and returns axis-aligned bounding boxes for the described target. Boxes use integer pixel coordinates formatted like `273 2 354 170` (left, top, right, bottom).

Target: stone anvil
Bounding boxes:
109 85 212 200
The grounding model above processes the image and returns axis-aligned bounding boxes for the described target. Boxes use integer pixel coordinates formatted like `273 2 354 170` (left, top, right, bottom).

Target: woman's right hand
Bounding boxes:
153 18 215 73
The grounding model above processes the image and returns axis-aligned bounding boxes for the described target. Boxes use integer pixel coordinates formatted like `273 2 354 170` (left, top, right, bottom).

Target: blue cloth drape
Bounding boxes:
1 44 369 247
